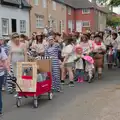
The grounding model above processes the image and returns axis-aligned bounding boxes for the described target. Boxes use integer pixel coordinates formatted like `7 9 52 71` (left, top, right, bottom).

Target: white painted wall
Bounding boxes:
0 5 30 37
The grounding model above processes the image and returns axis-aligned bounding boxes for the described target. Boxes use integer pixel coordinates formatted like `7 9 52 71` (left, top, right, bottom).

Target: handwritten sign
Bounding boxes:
17 62 37 92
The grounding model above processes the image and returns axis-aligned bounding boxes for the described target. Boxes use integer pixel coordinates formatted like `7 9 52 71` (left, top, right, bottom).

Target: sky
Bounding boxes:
113 7 120 14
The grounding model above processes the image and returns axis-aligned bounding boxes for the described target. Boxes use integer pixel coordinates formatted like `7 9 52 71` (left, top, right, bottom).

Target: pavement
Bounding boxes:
1 67 120 120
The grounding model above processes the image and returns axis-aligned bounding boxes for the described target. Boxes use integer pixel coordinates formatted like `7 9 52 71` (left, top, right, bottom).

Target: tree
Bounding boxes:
107 16 120 26
97 0 120 6
109 0 120 6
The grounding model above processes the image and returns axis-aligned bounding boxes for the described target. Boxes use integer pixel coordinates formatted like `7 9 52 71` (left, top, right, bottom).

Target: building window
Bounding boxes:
82 21 90 27
68 20 72 32
20 20 26 33
52 1 56 10
42 0 46 8
53 19 57 31
82 8 90 14
36 15 44 28
34 0 38 5
2 18 9 35
68 7 71 15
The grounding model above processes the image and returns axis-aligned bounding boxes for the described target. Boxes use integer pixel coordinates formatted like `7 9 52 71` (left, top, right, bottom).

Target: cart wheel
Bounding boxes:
16 98 21 108
48 92 53 100
33 99 38 108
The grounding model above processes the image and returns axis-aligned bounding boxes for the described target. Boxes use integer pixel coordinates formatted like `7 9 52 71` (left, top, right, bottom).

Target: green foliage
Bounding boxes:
109 0 120 6
97 0 120 6
97 0 108 3
107 16 120 26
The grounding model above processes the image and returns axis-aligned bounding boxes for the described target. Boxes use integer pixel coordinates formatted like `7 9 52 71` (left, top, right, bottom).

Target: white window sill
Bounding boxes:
82 13 90 14
20 31 26 33
36 27 44 29
82 26 90 28
2 34 9 36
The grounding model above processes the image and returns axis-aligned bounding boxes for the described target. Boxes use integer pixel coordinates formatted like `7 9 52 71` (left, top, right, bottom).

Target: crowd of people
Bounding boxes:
0 29 120 114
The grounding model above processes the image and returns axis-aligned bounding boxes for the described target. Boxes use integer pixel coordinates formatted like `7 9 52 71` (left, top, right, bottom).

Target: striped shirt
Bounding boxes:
0 44 9 56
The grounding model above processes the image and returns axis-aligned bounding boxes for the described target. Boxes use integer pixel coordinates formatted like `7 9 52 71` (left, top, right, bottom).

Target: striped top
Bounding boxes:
1 44 9 56
45 44 59 58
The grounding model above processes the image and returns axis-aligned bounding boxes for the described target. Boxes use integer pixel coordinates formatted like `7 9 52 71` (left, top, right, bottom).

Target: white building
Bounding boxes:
0 0 31 38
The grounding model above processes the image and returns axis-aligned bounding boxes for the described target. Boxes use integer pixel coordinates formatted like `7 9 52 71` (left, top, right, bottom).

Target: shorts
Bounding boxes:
64 62 74 68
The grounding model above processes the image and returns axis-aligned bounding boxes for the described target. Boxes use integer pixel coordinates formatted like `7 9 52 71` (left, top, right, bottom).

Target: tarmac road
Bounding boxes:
1 68 120 120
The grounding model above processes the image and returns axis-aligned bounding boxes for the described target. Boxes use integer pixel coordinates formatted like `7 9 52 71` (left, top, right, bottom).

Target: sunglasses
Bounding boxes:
13 36 19 39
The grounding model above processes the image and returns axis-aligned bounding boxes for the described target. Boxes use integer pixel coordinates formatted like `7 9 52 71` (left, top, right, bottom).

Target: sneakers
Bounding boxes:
2 86 5 91
69 81 74 87
61 80 65 85
0 112 3 116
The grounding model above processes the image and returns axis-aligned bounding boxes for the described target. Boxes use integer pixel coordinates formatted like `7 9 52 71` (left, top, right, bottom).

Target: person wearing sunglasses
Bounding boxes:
8 33 27 77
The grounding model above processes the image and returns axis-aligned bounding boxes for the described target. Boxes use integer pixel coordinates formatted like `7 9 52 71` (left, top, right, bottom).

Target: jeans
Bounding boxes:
74 69 84 81
0 75 4 112
113 49 117 64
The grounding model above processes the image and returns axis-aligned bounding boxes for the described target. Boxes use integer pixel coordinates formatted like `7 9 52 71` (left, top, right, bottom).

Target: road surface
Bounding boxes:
1 68 120 120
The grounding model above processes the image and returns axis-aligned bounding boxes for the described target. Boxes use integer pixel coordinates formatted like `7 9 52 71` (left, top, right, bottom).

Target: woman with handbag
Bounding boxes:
93 35 106 80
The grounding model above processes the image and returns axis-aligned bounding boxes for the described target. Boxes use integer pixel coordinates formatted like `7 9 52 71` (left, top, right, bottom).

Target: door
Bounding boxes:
76 21 82 32
68 20 72 32
11 19 17 33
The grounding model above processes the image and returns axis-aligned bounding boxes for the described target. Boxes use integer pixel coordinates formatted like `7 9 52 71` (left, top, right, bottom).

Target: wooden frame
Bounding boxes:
17 62 37 92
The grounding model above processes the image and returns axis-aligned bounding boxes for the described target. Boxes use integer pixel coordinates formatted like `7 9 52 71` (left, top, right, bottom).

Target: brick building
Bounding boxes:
63 0 107 33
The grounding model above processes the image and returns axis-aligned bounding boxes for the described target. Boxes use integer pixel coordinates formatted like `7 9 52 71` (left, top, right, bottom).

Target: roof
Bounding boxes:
1 0 31 8
21 0 31 8
3 0 19 5
54 0 108 13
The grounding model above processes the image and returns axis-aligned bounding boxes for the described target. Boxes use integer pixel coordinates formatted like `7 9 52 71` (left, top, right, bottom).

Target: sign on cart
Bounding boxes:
17 62 37 92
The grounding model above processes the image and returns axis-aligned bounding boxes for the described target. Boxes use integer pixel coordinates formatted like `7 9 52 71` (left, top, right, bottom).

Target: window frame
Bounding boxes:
42 0 46 8
82 21 90 27
68 20 72 32
1 18 9 36
36 15 44 29
34 0 38 6
82 8 90 14
20 20 26 33
52 1 56 10
68 7 72 15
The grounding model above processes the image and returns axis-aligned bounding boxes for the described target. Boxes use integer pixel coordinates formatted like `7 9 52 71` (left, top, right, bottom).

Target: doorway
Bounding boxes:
11 19 17 33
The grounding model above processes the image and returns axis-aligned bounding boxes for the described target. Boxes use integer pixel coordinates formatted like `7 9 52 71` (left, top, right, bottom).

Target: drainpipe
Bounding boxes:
47 0 49 28
92 0 97 31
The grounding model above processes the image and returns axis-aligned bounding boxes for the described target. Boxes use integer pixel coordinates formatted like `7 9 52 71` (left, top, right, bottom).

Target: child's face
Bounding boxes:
76 48 82 54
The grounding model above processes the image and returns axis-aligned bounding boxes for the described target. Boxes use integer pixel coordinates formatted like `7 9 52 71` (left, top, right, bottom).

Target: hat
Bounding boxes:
36 32 41 36
12 33 19 39
83 55 94 64
48 36 54 40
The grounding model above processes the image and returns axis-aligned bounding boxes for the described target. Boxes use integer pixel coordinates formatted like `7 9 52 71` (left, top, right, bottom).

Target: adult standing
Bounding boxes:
93 35 106 79
0 47 9 115
8 33 27 77
45 36 61 92
61 37 75 86
20 34 29 50
79 34 93 55
33 33 45 56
